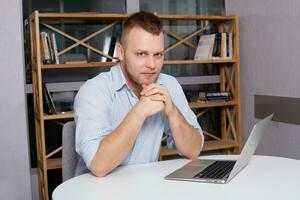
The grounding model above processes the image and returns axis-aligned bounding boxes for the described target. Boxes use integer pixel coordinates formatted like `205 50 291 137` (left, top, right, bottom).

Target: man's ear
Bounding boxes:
117 42 124 61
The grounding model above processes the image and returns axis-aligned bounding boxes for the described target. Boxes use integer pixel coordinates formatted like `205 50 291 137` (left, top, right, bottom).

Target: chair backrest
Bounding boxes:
62 121 77 182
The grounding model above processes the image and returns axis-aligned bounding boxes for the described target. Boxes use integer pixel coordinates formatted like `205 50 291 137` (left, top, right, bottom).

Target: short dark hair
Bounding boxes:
121 11 163 44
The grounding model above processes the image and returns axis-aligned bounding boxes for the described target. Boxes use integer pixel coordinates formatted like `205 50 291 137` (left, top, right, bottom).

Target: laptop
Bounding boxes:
165 114 274 184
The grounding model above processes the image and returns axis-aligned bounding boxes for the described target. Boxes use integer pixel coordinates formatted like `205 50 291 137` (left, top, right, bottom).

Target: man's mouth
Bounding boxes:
141 72 156 78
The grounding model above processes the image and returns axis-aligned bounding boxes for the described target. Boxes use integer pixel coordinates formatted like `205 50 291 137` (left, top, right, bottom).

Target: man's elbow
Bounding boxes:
186 150 200 160
90 165 110 177
90 161 112 177
185 145 201 160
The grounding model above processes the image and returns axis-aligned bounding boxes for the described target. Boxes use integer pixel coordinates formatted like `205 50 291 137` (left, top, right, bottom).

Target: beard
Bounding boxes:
121 60 160 89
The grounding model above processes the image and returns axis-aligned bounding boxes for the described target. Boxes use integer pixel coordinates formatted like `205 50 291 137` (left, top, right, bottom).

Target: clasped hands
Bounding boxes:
135 83 176 118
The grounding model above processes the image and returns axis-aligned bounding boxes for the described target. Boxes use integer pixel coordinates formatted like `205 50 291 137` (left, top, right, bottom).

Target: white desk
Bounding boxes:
52 155 300 200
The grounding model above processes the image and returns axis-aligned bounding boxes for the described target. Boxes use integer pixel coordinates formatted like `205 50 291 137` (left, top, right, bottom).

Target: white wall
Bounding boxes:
0 0 32 199
226 0 300 159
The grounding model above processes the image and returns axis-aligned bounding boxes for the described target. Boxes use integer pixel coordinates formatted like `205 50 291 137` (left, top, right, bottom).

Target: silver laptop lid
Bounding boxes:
227 114 273 182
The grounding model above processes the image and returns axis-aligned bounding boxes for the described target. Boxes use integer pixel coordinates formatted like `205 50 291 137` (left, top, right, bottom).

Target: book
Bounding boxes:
42 83 56 114
227 32 233 58
194 34 215 60
212 32 221 58
113 38 119 60
45 33 55 64
221 32 226 58
198 91 232 103
101 36 112 62
40 32 51 64
50 33 59 64
206 91 231 98
106 36 118 62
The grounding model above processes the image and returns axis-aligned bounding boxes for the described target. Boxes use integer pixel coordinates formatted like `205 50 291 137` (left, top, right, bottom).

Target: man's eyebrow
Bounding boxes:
135 49 148 52
134 49 164 54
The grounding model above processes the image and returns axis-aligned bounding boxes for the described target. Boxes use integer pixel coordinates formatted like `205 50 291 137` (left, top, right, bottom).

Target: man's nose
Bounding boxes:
146 56 155 69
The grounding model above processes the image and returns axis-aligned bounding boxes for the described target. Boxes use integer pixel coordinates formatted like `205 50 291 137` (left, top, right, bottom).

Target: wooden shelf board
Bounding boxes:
159 14 237 20
164 59 237 65
189 100 238 109
41 61 119 69
44 112 74 120
47 158 62 170
38 12 236 21
202 140 238 151
39 12 127 20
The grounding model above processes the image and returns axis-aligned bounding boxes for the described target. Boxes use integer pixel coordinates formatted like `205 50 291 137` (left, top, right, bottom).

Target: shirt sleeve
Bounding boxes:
74 80 112 169
163 77 204 151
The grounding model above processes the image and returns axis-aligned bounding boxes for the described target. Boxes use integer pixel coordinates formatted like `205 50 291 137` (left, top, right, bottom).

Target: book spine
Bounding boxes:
221 32 226 58
212 32 222 59
41 32 51 64
226 32 229 57
45 33 54 64
42 84 53 114
43 83 56 114
228 32 233 58
51 33 60 64
39 34 46 64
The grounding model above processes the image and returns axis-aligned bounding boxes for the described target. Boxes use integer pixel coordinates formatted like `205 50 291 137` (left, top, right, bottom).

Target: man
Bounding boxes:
74 11 204 177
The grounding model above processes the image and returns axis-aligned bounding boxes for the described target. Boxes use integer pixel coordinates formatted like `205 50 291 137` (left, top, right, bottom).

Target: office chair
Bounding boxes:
62 121 77 182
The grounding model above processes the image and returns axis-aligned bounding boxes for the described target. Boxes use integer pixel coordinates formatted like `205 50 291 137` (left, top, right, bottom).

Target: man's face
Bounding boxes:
117 27 164 91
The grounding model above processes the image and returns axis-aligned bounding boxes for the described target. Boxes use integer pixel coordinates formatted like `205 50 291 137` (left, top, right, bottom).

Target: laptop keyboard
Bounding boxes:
193 160 236 179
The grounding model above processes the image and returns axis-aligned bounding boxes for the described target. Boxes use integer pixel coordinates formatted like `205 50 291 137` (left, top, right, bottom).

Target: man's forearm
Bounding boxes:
167 107 202 159
90 107 146 177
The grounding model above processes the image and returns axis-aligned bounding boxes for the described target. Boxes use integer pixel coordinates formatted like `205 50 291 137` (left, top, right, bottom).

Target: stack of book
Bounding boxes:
40 32 59 64
198 91 232 103
194 32 233 60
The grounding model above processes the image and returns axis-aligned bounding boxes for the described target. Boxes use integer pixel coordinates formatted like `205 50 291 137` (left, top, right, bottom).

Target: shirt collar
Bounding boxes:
111 64 127 92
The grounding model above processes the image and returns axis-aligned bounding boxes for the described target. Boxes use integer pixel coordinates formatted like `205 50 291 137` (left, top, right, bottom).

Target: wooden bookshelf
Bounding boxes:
29 11 241 200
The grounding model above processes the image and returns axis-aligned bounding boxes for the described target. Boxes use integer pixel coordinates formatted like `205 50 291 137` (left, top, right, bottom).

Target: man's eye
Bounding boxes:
155 53 163 58
137 52 146 56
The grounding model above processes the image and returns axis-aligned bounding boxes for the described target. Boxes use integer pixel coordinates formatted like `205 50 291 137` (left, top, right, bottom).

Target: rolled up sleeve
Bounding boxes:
74 81 112 168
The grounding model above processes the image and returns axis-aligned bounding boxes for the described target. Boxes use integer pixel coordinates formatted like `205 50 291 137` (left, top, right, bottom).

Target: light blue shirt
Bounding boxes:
74 64 203 175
